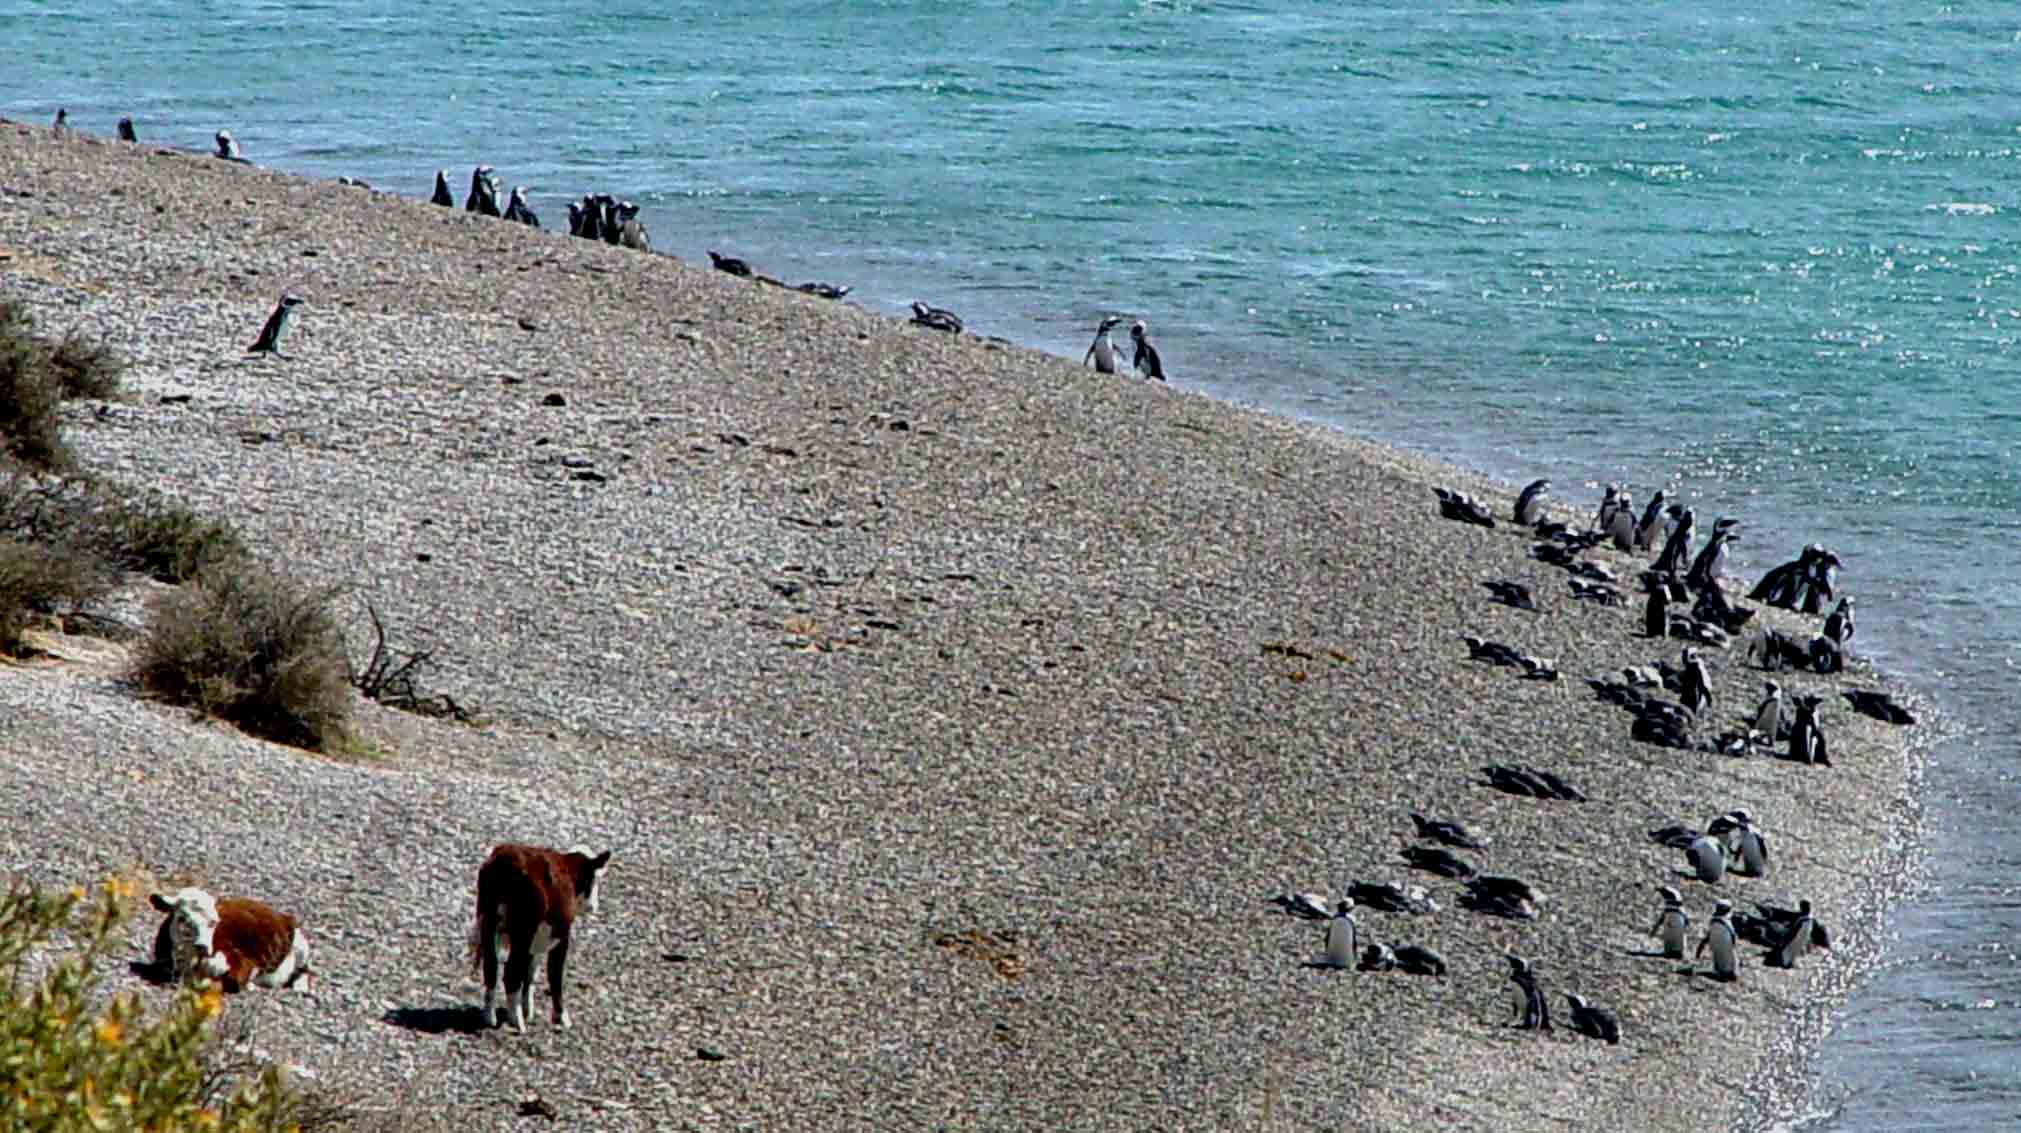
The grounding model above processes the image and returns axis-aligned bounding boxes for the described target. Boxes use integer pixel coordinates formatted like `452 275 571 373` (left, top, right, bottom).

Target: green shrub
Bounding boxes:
135 563 354 751
0 879 317 1131
0 535 113 654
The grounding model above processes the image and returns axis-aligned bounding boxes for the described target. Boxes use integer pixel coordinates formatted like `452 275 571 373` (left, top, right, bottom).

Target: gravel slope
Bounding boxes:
0 119 1923 1131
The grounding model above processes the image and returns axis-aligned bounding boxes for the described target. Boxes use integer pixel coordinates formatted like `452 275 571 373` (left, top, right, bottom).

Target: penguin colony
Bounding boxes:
1273 474 1918 1048
56 112 1180 381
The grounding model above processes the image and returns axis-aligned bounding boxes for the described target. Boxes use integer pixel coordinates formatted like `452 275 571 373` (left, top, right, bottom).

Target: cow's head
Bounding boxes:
566 847 613 917
149 887 223 981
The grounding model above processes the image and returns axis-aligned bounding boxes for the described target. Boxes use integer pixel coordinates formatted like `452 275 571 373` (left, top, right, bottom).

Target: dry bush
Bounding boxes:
0 306 71 470
0 535 113 654
135 562 355 751
93 488 248 583
45 330 124 401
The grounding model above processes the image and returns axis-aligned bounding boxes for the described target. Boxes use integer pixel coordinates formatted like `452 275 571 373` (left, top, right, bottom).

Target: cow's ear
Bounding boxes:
591 850 612 870
150 892 173 912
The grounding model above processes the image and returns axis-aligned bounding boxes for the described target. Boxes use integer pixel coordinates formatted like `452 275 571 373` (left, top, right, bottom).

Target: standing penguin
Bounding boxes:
1750 681 1785 743
1698 898 1739 981
1824 595 1856 645
1644 583 1670 639
1320 899 1358 970
1607 491 1637 551
1685 519 1739 591
1653 506 1696 575
1678 647 1713 716
502 186 540 228
1634 490 1669 551
1515 478 1551 526
1789 695 1829 766
430 170 454 207
1595 484 1622 533
1129 320 1166 381
117 116 138 143
465 165 501 216
1770 899 1817 968
1650 885 1690 959
214 130 247 162
246 294 304 356
1505 953 1552 1031
1083 315 1125 375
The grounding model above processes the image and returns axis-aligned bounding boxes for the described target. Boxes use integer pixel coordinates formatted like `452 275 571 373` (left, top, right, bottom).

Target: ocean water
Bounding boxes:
7 1 2017 1125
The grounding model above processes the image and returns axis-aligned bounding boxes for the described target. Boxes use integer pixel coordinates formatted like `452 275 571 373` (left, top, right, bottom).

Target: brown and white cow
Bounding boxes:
469 843 612 1032
148 887 312 993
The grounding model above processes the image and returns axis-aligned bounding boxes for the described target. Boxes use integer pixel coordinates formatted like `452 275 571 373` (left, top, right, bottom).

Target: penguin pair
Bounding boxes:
1082 317 1165 380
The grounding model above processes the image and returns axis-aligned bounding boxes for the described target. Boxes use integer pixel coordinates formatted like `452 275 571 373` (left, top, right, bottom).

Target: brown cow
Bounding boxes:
469 844 612 1032
149 888 312 993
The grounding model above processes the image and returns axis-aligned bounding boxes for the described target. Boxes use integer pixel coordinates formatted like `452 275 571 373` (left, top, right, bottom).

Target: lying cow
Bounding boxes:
149 887 312 993
470 843 612 1032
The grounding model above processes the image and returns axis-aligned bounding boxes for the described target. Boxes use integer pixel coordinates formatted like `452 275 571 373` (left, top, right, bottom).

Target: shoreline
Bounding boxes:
1 118 1929 1131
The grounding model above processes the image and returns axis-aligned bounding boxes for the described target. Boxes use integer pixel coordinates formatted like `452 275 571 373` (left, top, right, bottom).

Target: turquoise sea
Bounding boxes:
7 2 2017 1126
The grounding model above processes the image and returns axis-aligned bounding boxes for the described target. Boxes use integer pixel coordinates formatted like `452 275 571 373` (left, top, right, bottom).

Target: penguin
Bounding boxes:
1128 320 1166 381
1391 944 1448 978
51 108 68 137
1514 478 1550 526
117 117 138 143
1505 953 1552 1031
709 250 754 278
1650 885 1689 959
1678 647 1713 716
214 130 246 162
795 281 851 300
1644 583 1669 639
1634 490 1668 551
464 165 501 216
619 215 652 252
607 200 639 246
1685 520 1739 591
1652 506 1696 575
911 301 963 334
1730 811 1769 877
1358 942 1397 972
1748 681 1783 742
1607 491 1637 551
246 294 304 356
1697 899 1740 980
1409 812 1490 851
1824 595 1856 645
1399 845 1475 880
1789 695 1829 766
1564 994 1621 1044
1320 899 1358 969
1770 899 1817 968
1595 484 1623 533
1684 834 1726 883
1269 890 1332 921
1800 548 1841 615
430 170 454 207
503 186 540 228
1083 315 1125 375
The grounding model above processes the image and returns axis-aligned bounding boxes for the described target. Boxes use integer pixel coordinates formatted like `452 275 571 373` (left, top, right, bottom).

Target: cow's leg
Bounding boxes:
479 919 502 1027
546 936 571 1028
503 932 534 1033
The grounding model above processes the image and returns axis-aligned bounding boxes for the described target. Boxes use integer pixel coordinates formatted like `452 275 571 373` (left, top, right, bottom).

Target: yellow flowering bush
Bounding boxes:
0 880 313 1131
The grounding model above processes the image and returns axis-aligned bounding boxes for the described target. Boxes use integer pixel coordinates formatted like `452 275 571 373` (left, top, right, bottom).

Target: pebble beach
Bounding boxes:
0 120 1925 1131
